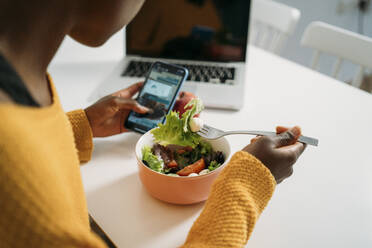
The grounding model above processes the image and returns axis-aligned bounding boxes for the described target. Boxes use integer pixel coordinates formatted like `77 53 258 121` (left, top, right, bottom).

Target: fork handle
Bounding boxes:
224 131 318 146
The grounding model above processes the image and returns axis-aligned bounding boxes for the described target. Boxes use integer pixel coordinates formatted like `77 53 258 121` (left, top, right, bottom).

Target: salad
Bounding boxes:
142 99 225 177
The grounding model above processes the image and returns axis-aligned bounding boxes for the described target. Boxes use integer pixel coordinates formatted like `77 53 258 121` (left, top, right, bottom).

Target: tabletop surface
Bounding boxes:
49 46 372 248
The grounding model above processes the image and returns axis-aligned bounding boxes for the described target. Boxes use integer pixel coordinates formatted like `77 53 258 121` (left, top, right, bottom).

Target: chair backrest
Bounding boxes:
301 21 372 88
250 0 301 54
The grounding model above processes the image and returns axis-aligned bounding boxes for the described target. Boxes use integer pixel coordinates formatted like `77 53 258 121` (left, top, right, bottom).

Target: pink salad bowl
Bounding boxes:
135 130 231 205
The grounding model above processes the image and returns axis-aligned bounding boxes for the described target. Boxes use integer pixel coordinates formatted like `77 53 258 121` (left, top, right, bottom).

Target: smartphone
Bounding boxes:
125 61 189 134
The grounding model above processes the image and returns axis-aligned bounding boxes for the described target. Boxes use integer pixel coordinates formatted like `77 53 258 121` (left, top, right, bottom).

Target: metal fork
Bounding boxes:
197 125 318 146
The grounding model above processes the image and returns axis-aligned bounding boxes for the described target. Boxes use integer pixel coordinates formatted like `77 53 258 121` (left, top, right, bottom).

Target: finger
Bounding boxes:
178 91 186 98
276 142 306 164
112 98 149 114
112 82 143 98
272 126 301 148
250 135 261 144
290 142 306 157
276 126 289 134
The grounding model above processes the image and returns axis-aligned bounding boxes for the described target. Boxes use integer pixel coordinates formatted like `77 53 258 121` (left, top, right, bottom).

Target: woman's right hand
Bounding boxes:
242 126 306 184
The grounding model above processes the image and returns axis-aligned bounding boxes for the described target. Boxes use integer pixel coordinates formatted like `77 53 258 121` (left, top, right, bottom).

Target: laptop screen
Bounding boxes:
126 0 250 62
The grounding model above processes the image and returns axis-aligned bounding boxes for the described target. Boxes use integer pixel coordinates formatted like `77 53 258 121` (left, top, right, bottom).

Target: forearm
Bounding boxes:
66 109 94 163
182 151 276 248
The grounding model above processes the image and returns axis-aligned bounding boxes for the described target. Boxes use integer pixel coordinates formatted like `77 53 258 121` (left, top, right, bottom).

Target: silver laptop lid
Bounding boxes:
126 0 251 63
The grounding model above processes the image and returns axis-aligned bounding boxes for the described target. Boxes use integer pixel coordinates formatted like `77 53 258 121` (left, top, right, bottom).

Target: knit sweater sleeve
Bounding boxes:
66 109 94 163
182 151 276 248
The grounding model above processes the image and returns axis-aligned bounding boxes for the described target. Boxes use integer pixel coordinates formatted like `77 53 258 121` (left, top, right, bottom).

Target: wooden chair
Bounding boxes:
250 0 301 55
301 21 372 88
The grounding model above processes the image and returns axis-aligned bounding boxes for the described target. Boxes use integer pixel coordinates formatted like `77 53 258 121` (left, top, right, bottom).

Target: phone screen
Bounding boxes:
125 62 187 133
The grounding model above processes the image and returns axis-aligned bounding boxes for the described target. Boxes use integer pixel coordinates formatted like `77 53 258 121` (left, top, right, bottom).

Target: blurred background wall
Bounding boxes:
51 0 371 83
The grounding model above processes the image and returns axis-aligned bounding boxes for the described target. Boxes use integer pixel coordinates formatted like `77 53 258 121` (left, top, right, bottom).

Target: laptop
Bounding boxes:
89 0 251 110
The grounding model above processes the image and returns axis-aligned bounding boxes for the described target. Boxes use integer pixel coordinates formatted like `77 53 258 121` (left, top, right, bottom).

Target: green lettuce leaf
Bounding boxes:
208 160 221 171
182 98 204 132
151 112 200 147
151 98 204 148
142 146 163 173
199 140 212 155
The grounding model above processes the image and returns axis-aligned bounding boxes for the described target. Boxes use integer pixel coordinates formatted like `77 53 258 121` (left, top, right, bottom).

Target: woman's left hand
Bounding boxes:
84 82 149 137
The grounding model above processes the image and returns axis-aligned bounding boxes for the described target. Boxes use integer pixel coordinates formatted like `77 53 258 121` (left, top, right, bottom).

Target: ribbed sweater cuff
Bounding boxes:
66 109 93 163
223 151 276 212
182 151 276 248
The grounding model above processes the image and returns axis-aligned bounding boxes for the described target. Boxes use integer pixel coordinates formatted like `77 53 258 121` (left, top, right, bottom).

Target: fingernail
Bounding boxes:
290 126 301 138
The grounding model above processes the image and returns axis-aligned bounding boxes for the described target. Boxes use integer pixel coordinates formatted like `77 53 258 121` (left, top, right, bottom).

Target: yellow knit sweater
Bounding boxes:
0 79 276 247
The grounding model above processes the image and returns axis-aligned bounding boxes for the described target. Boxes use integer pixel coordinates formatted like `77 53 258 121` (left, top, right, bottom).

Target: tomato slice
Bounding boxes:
177 158 205 176
167 160 178 168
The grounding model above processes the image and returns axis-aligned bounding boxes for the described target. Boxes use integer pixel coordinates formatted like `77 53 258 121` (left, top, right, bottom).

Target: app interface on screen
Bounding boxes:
127 65 183 130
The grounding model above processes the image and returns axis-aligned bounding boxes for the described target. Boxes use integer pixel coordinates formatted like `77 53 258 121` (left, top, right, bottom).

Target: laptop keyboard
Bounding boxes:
121 61 235 85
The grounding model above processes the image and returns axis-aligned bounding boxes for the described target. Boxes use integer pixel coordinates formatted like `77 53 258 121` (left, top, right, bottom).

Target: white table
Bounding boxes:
49 46 372 248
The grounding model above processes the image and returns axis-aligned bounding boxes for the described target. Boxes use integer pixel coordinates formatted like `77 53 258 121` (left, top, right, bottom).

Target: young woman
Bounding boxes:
0 0 306 247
